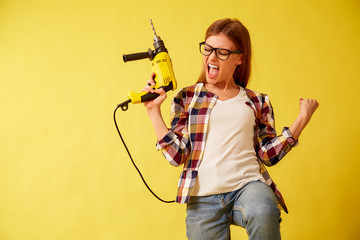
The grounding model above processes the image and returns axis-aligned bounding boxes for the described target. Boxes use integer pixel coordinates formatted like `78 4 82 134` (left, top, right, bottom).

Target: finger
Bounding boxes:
314 100 319 108
309 99 318 105
154 88 166 95
147 73 156 86
147 79 155 86
143 85 155 93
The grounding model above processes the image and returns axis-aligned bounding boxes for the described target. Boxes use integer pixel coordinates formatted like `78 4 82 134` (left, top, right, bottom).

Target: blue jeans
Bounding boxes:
186 181 281 240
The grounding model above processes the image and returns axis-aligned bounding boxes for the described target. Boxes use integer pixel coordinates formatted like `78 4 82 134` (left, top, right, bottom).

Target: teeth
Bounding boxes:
208 64 219 69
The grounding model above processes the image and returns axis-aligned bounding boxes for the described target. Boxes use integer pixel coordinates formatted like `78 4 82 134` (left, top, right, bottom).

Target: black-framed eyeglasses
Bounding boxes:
199 42 243 61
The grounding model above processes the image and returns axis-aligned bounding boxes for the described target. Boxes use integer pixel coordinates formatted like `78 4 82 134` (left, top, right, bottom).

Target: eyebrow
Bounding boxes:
204 42 241 53
204 42 236 51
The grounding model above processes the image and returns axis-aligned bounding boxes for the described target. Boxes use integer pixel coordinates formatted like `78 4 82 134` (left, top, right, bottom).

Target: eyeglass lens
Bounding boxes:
200 44 231 60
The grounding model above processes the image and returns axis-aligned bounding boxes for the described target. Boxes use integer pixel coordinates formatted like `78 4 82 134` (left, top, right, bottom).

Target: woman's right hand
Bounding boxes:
142 73 167 110
142 73 169 141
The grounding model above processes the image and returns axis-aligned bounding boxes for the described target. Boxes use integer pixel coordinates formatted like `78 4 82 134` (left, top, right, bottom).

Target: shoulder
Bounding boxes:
244 88 268 103
180 83 205 93
174 83 206 100
244 88 274 117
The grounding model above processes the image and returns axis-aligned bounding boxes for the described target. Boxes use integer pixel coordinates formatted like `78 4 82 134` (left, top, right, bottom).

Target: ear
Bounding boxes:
235 53 243 65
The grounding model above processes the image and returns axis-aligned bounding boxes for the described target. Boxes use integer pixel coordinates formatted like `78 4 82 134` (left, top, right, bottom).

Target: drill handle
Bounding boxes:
123 48 154 62
140 92 160 102
140 81 175 103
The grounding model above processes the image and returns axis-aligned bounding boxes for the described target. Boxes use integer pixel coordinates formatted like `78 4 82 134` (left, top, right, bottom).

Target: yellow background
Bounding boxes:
1 0 359 239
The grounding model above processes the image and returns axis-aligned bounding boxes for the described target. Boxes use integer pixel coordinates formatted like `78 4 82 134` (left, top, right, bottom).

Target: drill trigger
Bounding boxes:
148 73 156 89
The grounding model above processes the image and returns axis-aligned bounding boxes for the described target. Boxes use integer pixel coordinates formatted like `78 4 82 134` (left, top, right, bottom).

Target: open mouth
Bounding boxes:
207 63 219 78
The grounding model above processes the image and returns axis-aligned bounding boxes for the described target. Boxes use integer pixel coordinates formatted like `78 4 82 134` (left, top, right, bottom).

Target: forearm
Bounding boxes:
289 114 310 140
257 97 318 165
257 127 297 166
147 106 169 141
289 98 319 140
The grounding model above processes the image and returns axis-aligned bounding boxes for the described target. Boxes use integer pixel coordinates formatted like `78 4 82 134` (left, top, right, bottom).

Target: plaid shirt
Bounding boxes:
156 83 297 213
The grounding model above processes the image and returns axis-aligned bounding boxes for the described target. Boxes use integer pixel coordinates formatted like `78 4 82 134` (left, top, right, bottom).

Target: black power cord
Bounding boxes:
113 105 175 203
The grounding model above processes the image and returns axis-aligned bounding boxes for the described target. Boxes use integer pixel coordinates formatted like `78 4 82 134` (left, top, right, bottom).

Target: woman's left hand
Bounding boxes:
299 98 319 122
289 98 319 140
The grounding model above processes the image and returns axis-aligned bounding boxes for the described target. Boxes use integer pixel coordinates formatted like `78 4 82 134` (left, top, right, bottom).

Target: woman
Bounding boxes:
143 18 318 240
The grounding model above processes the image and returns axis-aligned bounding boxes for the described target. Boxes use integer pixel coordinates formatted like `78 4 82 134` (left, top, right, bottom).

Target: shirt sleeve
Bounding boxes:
256 94 298 166
156 89 191 167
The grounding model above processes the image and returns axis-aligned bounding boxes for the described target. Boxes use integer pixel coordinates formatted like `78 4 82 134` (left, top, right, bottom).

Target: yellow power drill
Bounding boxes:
114 20 177 203
118 19 177 111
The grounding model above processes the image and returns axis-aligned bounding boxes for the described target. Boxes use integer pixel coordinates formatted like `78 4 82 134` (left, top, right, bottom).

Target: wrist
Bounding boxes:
298 112 311 123
146 105 161 114
146 105 163 122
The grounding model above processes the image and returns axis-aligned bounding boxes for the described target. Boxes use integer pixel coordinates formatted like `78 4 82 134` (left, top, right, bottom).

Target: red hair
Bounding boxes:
197 18 252 88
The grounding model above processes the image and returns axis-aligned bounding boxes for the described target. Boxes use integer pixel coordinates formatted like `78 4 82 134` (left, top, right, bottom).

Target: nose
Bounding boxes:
208 50 217 60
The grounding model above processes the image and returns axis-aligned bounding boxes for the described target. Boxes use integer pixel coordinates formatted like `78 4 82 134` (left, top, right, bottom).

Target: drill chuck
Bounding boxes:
153 39 167 54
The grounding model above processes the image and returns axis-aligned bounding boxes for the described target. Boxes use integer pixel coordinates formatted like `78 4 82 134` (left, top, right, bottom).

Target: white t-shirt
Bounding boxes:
191 87 266 196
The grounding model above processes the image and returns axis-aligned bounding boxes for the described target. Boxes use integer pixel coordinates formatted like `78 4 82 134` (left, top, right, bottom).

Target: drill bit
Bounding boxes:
150 19 161 41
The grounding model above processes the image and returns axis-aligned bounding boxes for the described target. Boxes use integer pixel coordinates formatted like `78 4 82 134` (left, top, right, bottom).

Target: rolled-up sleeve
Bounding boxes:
256 94 298 166
156 90 191 167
